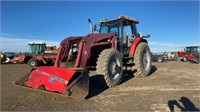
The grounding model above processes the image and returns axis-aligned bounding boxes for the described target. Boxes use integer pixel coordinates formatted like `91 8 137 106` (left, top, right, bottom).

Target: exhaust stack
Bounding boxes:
88 18 93 33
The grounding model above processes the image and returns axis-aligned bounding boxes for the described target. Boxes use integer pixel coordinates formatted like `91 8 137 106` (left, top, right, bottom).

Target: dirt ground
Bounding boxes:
1 61 200 111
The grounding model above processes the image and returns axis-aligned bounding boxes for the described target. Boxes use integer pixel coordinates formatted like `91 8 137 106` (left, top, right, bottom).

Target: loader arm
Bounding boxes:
78 33 117 68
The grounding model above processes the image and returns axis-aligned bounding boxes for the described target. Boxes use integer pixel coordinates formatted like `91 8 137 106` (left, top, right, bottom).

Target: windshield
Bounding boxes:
100 22 121 37
29 44 46 55
100 24 109 33
186 47 198 54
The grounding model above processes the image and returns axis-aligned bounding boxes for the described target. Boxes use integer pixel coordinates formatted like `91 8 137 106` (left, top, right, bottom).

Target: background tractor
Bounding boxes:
177 46 200 64
9 42 58 67
16 15 152 99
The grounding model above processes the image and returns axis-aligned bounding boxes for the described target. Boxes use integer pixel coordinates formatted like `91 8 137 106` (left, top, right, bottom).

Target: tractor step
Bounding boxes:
122 56 134 66
122 56 133 62
122 56 133 60
123 62 135 66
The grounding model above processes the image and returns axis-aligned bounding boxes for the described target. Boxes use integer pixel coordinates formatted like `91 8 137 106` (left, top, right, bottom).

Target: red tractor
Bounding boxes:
16 16 152 99
177 46 200 64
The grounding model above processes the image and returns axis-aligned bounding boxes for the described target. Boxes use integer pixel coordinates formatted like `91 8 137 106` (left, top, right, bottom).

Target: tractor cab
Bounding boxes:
185 46 200 54
99 16 149 54
28 42 46 55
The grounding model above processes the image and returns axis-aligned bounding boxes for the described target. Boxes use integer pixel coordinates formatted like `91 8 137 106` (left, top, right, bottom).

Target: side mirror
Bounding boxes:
146 34 151 38
138 32 151 38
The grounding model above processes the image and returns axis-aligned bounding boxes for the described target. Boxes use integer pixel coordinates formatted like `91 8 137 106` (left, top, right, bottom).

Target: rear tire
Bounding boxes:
28 58 38 68
133 42 152 78
96 49 122 87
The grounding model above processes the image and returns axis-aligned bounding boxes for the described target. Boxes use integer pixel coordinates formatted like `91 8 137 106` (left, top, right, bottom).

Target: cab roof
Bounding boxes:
186 46 200 48
100 15 139 24
28 42 46 45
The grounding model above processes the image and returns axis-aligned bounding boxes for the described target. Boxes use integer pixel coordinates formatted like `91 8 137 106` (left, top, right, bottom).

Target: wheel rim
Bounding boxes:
142 49 150 70
108 57 122 80
5 58 10 63
30 61 35 66
158 58 162 62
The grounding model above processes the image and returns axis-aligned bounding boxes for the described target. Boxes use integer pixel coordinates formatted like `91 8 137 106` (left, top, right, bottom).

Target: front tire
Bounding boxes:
133 42 152 78
28 58 38 68
96 49 122 87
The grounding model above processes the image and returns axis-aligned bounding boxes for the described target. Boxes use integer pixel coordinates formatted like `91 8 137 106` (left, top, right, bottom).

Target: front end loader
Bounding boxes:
15 16 152 99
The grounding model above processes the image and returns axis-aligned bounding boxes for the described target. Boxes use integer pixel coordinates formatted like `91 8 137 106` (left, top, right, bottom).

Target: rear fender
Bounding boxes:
129 38 147 55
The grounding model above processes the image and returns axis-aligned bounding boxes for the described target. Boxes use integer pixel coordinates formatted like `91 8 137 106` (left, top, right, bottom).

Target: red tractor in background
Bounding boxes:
9 42 58 67
177 46 200 64
16 16 152 99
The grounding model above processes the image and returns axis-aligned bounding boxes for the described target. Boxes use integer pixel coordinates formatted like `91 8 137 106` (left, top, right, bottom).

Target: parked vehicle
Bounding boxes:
177 46 200 64
151 53 166 62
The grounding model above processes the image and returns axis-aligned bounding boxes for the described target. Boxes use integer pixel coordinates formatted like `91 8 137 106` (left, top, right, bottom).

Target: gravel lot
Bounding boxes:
1 61 200 111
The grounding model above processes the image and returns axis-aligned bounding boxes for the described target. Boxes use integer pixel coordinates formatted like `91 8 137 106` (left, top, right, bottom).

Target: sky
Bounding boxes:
0 1 199 52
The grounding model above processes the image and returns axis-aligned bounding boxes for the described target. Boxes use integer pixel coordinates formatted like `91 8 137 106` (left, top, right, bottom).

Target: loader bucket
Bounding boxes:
16 66 89 99
189 58 200 64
